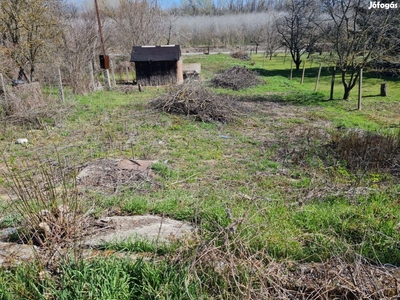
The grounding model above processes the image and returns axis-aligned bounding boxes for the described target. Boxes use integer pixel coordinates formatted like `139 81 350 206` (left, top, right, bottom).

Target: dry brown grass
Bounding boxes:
176 216 400 299
0 82 68 128
328 130 400 176
1 83 45 116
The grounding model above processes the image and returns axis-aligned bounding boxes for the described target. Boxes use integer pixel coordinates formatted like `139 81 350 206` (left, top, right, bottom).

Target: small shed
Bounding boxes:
130 45 183 86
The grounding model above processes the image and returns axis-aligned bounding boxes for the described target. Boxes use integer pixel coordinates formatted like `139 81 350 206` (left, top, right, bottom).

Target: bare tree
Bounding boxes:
0 0 62 82
58 6 99 94
265 14 282 60
181 0 215 15
103 0 163 56
159 11 180 45
174 12 277 48
276 0 320 70
246 23 266 54
321 0 396 100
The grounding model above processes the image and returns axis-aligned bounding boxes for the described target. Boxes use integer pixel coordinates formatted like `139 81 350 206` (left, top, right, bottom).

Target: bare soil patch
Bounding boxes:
77 158 157 194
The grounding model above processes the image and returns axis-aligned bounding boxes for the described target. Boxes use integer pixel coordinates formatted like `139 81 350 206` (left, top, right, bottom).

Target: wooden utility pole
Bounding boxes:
94 0 111 90
94 0 106 58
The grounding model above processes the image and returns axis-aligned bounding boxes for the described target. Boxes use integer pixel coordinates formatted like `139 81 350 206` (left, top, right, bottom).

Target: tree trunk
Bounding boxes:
295 60 301 71
29 60 35 82
341 69 359 100
343 87 350 100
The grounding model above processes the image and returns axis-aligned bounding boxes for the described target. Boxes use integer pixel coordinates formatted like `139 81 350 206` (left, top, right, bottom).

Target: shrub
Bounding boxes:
328 130 400 176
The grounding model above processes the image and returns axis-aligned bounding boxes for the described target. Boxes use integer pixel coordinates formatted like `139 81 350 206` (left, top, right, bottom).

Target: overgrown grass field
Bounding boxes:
0 53 400 298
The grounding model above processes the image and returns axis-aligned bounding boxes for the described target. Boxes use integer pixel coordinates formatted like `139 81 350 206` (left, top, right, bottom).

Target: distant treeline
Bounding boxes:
169 0 282 15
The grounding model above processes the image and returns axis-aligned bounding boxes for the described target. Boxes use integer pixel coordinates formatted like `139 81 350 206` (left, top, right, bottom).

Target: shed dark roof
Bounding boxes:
130 45 181 62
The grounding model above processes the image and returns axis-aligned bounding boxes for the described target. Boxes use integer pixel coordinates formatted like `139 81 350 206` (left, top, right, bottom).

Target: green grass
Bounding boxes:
1 52 400 298
0 258 200 299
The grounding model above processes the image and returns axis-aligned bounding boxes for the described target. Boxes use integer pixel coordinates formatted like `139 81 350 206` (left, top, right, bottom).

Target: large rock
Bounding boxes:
83 215 194 248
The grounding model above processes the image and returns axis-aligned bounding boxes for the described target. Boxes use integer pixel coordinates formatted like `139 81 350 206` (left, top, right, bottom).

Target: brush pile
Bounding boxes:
211 66 261 90
1 82 44 116
230 51 250 60
150 81 243 123
0 82 64 127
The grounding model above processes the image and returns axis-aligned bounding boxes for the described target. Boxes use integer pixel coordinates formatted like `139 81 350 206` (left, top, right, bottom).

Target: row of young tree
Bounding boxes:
176 0 281 15
0 0 399 99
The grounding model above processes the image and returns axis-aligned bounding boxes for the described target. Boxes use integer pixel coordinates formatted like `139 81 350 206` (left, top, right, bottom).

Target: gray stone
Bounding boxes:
0 242 38 265
83 215 194 248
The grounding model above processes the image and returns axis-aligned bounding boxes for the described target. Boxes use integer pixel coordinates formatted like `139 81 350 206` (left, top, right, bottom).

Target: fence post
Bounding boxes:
263 50 266 67
57 66 65 103
104 69 111 91
125 66 130 84
329 66 336 100
110 59 116 86
380 83 387 96
314 63 322 91
0 73 6 102
89 61 95 91
300 60 306 84
283 48 287 64
358 67 363 110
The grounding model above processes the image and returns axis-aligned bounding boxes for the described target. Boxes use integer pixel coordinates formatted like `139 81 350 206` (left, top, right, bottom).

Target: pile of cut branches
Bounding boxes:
1 82 44 116
230 51 250 60
150 81 243 123
0 82 66 128
211 66 261 90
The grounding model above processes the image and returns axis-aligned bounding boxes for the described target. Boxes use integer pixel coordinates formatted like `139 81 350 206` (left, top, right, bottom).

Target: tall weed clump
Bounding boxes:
3 154 90 266
329 130 400 176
